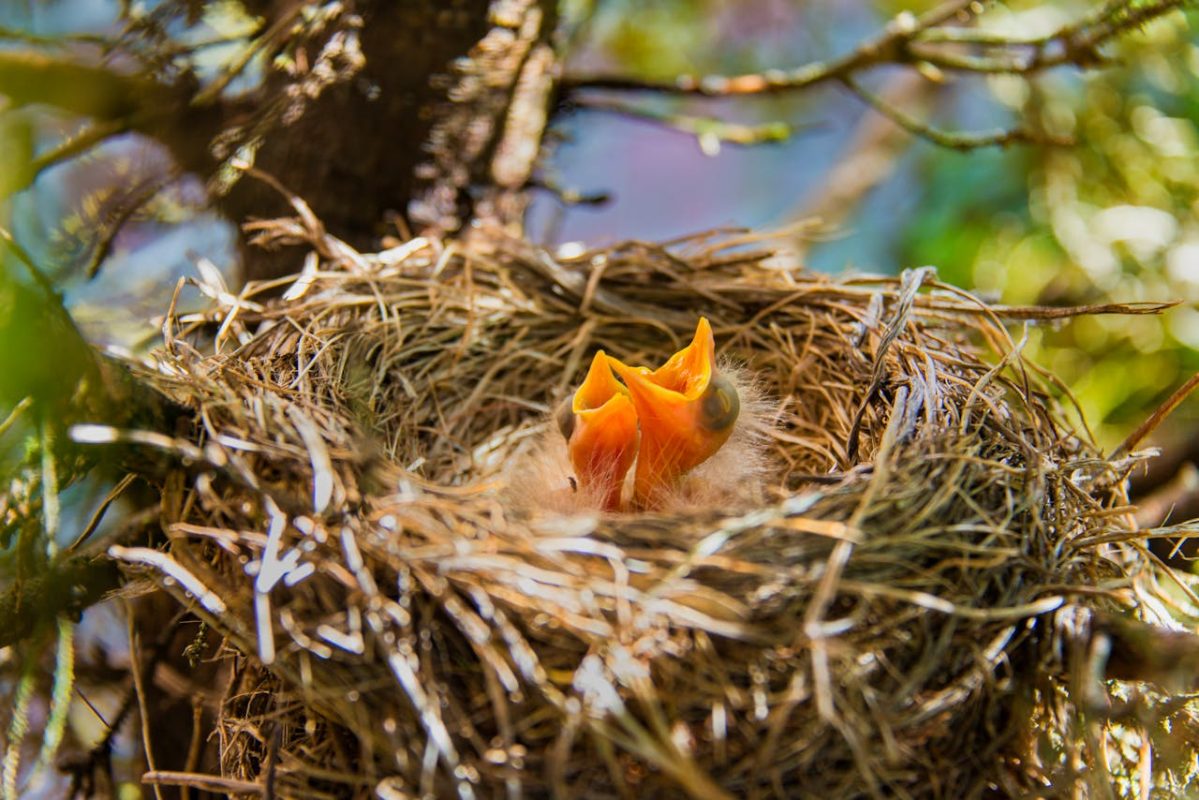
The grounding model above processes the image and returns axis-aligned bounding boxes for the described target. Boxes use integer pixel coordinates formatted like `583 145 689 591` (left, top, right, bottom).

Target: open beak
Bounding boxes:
556 350 638 510
607 318 739 508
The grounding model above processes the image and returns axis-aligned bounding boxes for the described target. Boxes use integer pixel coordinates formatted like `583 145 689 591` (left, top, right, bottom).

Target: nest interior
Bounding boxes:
106 219 1199 799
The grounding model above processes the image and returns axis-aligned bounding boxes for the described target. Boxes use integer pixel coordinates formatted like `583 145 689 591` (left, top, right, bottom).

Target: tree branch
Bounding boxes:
572 97 801 153
561 0 1187 97
840 75 1073 151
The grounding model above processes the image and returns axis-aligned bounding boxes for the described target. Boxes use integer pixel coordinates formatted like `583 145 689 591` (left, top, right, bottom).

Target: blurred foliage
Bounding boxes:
899 5 1199 447
573 0 1199 450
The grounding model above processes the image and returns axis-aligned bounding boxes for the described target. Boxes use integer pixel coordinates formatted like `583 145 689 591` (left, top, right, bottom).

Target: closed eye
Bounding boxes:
699 374 739 432
555 400 576 441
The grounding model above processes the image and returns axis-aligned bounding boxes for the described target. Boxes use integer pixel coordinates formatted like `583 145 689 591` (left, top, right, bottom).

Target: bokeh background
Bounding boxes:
1 1 1198 795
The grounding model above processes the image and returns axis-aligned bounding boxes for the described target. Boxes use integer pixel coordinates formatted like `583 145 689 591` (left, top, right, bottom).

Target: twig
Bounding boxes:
40 420 60 557
0 396 32 439
263 724 281 800
1111 371 1199 460
573 97 801 152
564 0 1185 98
0 225 58 299
143 771 263 796
528 177 610 207
904 43 1112 75
67 473 138 553
126 601 166 800
1132 464 1199 529
180 696 206 800
82 172 179 279
989 300 1178 319
841 75 1073 150
192 3 305 106
561 0 982 96
27 118 130 186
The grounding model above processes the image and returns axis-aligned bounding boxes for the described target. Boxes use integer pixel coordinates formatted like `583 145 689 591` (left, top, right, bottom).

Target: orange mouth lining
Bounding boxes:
605 317 716 407
572 350 628 414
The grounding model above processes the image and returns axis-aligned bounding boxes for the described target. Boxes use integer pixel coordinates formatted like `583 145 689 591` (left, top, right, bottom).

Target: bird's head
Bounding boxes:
607 318 740 508
555 350 639 510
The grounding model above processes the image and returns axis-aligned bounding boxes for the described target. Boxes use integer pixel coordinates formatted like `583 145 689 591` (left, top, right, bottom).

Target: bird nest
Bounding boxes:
100 214 1199 798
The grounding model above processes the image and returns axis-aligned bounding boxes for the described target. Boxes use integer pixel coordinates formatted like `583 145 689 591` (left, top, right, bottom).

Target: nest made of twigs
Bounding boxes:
98 216 1199 799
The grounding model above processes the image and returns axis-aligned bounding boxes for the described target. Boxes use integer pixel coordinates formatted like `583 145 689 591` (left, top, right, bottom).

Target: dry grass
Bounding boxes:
93 207 1199 798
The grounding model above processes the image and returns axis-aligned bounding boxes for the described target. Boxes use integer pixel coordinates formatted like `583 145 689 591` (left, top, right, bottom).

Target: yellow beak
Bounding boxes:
557 350 638 510
606 318 739 508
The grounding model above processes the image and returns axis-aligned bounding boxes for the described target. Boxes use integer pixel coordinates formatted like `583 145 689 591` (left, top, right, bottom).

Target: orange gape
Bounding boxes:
606 318 739 509
556 351 639 511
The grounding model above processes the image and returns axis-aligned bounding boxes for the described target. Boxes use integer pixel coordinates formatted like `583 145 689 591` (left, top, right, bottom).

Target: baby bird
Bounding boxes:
554 350 639 511
606 318 740 509
511 318 763 515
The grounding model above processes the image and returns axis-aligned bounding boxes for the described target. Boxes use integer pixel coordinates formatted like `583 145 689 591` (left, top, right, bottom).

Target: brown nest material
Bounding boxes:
94 212 1199 798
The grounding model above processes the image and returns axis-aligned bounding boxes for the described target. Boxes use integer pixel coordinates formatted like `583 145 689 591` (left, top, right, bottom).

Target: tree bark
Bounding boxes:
0 0 559 279
222 0 559 277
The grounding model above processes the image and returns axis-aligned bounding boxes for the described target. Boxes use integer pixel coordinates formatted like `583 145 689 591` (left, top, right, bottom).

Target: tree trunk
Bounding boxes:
227 0 558 278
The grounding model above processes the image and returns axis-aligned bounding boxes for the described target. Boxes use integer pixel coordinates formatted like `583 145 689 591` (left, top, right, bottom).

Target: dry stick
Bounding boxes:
143 771 263 796
1110 371 1199 461
989 300 1178 319
126 601 166 800
263 724 281 800
180 697 205 800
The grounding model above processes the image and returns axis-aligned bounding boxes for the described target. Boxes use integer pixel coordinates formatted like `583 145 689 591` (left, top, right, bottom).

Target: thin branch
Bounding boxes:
905 43 1112 75
908 0 1189 74
1111 370 1199 460
191 3 305 106
561 0 983 95
142 771 263 796
989 300 1179 320
840 75 1072 151
0 396 32 439
529 177 610 207
916 27 1067 46
0 225 58 298
0 25 114 49
126 603 165 800
575 96 802 151
28 118 131 184
562 0 982 97
67 473 139 554
563 0 1186 97
82 172 181 279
